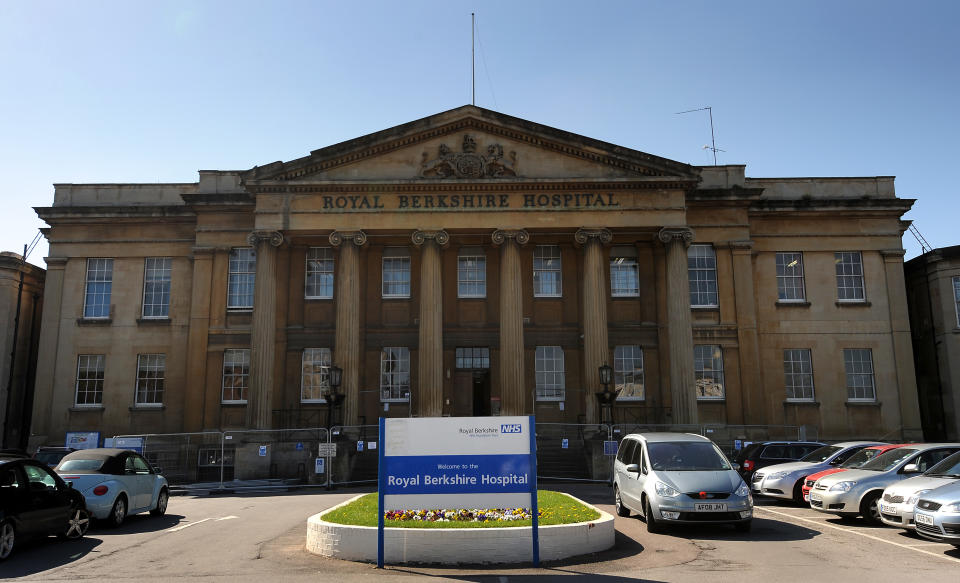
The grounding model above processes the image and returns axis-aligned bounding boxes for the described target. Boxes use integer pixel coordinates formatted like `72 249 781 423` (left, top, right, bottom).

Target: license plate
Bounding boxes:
915 513 934 526
803 493 810 502
695 503 727 512
879 503 895 515
811 493 823 502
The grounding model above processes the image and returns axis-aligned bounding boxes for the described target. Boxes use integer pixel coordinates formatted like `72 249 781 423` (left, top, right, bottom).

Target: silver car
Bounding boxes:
879 450 960 531
613 433 753 533
810 443 960 524
913 480 960 547
753 441 883 503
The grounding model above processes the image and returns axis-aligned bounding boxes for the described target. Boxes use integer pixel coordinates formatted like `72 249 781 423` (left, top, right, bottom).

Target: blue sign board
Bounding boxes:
65 431 101 450
561 438 569 449
357 441 364 452
296 442 304 451
315 458 324 474
258 445 267 457
734 439 743 450
603 440 618 456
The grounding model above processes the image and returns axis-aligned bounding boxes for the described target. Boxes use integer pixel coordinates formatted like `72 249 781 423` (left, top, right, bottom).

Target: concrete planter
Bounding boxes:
306 493 615 565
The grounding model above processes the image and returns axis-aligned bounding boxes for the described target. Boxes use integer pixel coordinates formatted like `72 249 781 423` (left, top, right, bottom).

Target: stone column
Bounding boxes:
575 228 613 424
27 257 67 450
881 249 923 441
330 230 367 425
492 229 529 415
412 229 448 417
730 241 761 425
658 227 698 425
246 230 283 429
184 247 214 431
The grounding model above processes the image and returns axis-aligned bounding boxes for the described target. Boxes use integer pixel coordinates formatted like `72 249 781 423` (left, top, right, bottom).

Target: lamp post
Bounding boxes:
327 364 344 432
595 363 617 426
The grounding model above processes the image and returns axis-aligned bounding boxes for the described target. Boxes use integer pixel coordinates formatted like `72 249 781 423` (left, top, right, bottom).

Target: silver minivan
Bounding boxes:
613 433 753 533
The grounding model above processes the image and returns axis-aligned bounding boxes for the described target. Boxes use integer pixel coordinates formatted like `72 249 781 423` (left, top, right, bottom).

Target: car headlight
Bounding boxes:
906 490 930 506
829 481 856 492
767 471 789 480
655 481 680 498
735 482 750 497
943 502 960 512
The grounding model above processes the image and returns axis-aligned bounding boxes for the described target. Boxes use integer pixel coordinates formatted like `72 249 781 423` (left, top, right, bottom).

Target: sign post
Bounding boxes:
377 415 538 568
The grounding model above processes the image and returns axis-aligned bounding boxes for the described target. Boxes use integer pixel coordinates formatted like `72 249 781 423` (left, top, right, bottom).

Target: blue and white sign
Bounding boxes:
114 437 144 453
604 440 618 456
561 438 569 449
734 439 743 450
258 445 267 457
296 442 304 451
65 431 100 450
315 458 324 474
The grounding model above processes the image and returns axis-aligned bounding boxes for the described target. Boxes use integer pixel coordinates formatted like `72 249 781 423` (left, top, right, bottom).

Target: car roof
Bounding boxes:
59 448 133 461
623 432 711 443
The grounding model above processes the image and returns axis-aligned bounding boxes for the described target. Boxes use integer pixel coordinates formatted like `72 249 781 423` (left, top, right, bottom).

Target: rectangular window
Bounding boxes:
835 251 865 301
953 276 960 328
610 246 639 297
455 347 490 369
135 354 166 406
305 247 334 299
457 248 486 298
83 258 113 318
221 349 250 403
75 354 105 406
694 345 725 400
776 252 806 302
382 248 411 298
533 245 562 297
301 348 332 402
142 258 172 318
535 346 565 400
380 347 410 401
227 248 256 309
844 348 876 401
614 345 645 400
688 244 718 307
783 349 814 401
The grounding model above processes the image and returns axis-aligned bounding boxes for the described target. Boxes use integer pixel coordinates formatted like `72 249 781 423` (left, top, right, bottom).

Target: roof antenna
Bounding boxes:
676 106 722 165
471 12 476 106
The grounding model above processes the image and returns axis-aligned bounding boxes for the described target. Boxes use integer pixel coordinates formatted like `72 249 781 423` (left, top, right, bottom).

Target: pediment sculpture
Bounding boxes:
418 134 518 178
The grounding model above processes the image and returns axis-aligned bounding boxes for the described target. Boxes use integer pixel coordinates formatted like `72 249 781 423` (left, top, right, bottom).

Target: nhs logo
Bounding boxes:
501 424 523 434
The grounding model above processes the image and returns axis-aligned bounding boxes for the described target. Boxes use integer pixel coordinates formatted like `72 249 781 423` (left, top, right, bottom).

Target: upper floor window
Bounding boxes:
688 244 718 307
457 248 486 298
610 246 639 297
783 348 814 401
835 251 865 301
953 276 960 328
75 354 105 406
776 252 806 302
614 345 645 400
380 347 410 401
535 346 565 401
533 245 562 297
301 347 332 402
222 349 249 403
843 348 876 401
135 353 166 406
382 248 411 298
83 258 113 318
694 345 725 400
227 248 255 310
142 257 171 318
305 247 334 299
455 347 490 369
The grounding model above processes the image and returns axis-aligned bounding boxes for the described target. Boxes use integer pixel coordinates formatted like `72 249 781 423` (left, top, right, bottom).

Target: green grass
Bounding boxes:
322 490 600 528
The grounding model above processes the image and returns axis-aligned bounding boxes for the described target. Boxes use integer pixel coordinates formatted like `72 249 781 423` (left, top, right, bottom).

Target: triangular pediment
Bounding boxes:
244 105 699 184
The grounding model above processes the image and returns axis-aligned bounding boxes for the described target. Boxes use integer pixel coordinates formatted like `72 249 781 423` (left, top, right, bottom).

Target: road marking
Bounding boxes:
216 516 238 521
167 518 213 532
755 507 960 565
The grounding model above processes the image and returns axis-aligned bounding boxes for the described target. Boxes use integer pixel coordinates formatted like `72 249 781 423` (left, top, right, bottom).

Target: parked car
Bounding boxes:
752 441 884 503
55 448 168 527
810 443 960 524
879 450 960 531
34 447 77 468
802 444 910 502
913 480 960 547
733 441 826 482
0 453 90 561
613 433 753 533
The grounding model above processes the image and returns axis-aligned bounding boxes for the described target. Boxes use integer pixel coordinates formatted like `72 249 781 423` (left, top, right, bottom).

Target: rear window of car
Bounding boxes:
35 452 68 466
924 451 960 477
801 445 842 463
57 459 105 472
860 448 918 472
760 445 787 459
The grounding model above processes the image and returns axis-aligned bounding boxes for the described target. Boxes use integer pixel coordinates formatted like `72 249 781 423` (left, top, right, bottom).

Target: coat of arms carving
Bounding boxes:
418 134 518 178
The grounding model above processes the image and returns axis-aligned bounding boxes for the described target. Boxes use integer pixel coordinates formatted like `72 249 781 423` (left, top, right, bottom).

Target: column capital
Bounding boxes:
574 227 613 246
247 230 284 247
657 227 695 247
328 230 367 247
491 229 529 246
411 229 449 247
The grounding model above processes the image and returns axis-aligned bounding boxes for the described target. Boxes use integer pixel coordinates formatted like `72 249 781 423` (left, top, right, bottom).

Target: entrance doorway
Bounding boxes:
452 347 490 417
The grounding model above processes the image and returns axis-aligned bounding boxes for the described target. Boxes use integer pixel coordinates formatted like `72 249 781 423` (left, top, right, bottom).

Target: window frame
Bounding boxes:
380 346 411 402
775 252 806 302
535 346 566 401
843 348 876 402
457 248 487 298
610 247 639 298
83 258 113 319
381 248 411 299
533 245 562 298
300 347 332 403
614 345 645 401
75 354 105 407
141 257 172 319
134 353 166 406
688 244 719 307
835 251 866 302
221 349 250 404
953 276 960 328
227 248 256 310
783 348 815 402
305 247 335 300
694 345 725 400
455 347 490 369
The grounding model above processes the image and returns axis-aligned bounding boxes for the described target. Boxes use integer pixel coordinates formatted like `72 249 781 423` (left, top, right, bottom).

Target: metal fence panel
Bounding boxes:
329 425 379 486
535 423 612 482
222 428 329 488
112 432 224 486
703 424 802 458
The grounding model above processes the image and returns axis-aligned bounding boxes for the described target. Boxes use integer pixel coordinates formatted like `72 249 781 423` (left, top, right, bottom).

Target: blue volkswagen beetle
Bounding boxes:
55 448 168 527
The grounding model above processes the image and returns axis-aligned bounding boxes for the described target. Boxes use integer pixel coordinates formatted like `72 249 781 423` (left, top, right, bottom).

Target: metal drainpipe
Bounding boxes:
18 292 40 451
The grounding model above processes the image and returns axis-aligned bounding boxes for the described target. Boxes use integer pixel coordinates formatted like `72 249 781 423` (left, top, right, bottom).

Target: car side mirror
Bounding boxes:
902 463 920 474
625 463 639 473
29 482 48 493
732 463 741 471
152 466 162 475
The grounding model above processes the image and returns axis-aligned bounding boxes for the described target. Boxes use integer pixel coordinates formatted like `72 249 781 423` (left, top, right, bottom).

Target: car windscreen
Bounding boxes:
647 442 731 471
924 451 960 478
840 447 885 468
57 459 106 472
859 448 918 472
801 445 842 463
35 452 67 466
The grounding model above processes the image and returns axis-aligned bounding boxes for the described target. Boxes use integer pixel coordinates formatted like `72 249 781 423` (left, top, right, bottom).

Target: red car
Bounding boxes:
800 444 913 502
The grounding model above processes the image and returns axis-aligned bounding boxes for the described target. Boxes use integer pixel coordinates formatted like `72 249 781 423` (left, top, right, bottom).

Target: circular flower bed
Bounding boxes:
383 507 540 523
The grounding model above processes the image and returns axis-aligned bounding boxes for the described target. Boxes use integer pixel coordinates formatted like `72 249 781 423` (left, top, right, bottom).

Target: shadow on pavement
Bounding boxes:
90 513 186 534
0 535 102 577
392 569 668 582
653 516 820 542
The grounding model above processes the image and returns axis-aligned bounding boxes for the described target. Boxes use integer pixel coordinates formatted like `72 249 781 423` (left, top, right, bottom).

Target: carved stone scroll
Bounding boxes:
491 229 530 246
411 229 450 247
328 230 367 247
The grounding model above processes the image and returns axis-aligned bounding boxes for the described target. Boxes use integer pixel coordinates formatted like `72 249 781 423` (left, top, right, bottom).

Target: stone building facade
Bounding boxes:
28 106 923 449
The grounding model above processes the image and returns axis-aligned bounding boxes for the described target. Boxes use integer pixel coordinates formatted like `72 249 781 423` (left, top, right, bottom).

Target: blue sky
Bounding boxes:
2 1 957 265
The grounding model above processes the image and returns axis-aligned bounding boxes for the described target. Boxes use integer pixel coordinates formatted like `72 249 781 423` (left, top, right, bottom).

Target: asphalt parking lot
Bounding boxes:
2 484 958 582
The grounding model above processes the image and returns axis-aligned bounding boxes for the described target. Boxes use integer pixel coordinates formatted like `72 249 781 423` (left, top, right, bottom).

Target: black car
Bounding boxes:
733 441 826 481
0 454 90 560
34 447 77 468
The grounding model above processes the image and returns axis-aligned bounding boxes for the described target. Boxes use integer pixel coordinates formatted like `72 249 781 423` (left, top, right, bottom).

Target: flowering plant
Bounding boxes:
383 507 542 522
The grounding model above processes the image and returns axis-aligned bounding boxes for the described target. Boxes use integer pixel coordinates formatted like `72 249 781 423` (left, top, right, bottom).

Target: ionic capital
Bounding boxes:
411 229 450 247
246 230 284 247
574 228 613 246
657 227 695 248
491 229 529 246
328 230 368 247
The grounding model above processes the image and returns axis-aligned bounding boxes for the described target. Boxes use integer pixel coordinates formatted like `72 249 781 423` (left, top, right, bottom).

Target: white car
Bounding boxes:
879 450 960 530
753 441 883 503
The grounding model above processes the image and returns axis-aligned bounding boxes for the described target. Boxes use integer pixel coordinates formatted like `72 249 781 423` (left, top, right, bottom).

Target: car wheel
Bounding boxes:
644 498 662 533
792 481 805 505
108 495 128 528
735 520 752 533
150 488 169 517
860 492 882 525
0 521 15 560
59 507 91 540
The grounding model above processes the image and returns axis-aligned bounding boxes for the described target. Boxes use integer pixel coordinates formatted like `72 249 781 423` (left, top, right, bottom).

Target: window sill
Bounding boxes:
835 300 871 307
381 399 410 404
533 295 563 300
457 296 487 301
696 398 726 403
136 317 170 325
77 318 112 326
783 400 820 407
227 308 253 313
221 402 247 407
381 296 412 301
691 306 720 312
304 297 333 301
69 406 104 412
845 400 881 407
129 405 166 411
776 301 811 307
